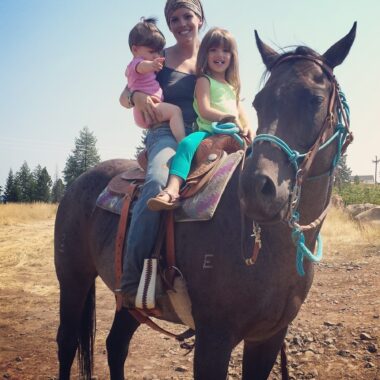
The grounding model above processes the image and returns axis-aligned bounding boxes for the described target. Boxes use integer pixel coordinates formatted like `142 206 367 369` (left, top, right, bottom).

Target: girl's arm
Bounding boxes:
238 101 255 142
195 77 236 122
136 57 165 75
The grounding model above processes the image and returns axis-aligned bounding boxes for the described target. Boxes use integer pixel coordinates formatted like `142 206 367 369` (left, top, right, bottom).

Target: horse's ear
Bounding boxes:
255 30 279 70
322 22 357 69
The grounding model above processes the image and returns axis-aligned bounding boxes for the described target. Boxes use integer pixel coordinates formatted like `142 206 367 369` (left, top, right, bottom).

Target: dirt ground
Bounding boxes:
0 218 379 380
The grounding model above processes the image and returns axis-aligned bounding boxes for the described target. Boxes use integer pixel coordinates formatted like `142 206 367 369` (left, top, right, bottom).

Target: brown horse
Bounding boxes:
54 23 356 379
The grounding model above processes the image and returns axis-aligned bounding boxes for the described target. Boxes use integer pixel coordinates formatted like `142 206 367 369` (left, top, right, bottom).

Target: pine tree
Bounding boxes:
63 126 101 187
334 154 352 190
15 162 34 202
33 165 52 202
51 178 65 203
4 169 20 202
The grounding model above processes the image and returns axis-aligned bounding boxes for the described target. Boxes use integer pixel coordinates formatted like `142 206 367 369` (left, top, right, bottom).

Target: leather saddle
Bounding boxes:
108 134 243 198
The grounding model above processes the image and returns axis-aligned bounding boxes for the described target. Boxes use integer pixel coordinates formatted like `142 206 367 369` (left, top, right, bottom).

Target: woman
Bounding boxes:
118 0 205 306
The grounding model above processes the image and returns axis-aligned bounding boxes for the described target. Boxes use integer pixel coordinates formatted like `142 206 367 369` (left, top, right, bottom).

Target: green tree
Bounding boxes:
63 126 101 187
4 169 19 202
334 154 352 190
51 178 65 203
33 165 52 202
15 161 34 202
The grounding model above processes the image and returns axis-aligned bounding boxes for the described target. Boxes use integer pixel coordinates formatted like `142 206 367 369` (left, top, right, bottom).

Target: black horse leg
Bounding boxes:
57 278 96 380
242 327 288 380
193 326 234 380
106 308 140 380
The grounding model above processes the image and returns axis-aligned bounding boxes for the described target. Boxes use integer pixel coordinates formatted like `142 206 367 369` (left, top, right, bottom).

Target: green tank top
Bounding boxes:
193 75 238 133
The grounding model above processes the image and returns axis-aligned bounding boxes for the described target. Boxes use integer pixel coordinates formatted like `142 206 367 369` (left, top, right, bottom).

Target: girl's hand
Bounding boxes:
134 92 162 126
152 57 165 72
242 126 255 143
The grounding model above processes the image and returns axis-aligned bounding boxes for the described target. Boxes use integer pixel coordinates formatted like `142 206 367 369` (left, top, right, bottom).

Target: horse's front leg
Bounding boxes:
242 326 288 380
193 324 234 380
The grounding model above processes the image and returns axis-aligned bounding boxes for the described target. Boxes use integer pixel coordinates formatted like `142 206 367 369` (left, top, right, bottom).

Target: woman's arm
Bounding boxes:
195 77 235 122
119 86 134 109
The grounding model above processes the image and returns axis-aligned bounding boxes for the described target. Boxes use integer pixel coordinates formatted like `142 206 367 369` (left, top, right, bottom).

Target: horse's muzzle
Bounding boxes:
239 156 291 223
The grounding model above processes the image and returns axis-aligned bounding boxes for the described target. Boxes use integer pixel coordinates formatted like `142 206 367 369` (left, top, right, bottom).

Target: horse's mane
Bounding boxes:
259 45 323 86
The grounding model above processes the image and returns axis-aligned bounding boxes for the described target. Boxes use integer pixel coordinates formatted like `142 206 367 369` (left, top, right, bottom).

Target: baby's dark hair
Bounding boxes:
128 17 166 52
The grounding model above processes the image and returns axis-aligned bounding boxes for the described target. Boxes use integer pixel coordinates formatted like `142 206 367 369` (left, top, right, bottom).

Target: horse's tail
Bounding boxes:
78 282 96 379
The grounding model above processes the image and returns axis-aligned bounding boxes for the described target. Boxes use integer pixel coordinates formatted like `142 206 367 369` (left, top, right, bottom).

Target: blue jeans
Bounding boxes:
120 125 193 293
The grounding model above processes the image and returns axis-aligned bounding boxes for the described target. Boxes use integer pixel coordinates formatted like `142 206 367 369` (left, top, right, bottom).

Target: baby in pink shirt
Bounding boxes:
126 18 185 142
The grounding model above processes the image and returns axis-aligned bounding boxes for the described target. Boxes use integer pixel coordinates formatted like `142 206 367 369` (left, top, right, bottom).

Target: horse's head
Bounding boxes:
239 23 356 224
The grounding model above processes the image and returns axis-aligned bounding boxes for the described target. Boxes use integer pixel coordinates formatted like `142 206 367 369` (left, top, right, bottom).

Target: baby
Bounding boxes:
126 17 185 142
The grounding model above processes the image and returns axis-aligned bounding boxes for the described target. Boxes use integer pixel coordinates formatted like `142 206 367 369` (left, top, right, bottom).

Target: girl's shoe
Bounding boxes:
147 190 180 211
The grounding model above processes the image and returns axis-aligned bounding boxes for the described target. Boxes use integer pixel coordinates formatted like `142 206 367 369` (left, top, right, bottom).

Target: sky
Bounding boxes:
0 0 379 189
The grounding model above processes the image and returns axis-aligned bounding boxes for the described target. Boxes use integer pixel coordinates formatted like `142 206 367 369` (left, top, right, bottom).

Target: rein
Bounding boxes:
249 54 352 275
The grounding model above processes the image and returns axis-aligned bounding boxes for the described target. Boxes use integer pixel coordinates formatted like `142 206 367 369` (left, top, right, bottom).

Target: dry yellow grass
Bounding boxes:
0 202 58 226
322 206 380 255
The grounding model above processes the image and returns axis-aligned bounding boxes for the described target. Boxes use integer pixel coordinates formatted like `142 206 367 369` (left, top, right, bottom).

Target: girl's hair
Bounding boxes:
128 17 166 52
196 27 240 102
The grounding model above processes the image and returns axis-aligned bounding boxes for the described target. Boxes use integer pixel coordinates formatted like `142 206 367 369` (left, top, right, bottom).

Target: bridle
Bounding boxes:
247 54 352 275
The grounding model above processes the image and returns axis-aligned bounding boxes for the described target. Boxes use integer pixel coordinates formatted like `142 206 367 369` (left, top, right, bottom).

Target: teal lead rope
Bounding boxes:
290 212 323 276
212 122 244 146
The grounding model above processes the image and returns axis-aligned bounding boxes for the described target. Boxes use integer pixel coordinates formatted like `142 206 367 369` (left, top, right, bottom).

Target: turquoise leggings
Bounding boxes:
169 131 211 180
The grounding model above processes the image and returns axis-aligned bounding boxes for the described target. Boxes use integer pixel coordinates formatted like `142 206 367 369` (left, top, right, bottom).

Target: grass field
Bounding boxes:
0 202 379 379
0 203 57 225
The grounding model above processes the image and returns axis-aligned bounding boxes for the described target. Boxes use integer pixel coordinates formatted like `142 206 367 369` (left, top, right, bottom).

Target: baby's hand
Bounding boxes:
152 57 165 71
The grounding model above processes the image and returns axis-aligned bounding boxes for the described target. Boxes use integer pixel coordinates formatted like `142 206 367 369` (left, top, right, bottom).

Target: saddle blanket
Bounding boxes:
96 150 244 222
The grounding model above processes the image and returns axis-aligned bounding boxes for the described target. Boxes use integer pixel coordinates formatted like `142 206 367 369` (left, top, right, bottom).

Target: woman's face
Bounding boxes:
168 8 202 44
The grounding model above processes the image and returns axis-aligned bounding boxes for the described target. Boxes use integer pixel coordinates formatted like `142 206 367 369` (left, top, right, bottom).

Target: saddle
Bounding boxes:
108 133 243 198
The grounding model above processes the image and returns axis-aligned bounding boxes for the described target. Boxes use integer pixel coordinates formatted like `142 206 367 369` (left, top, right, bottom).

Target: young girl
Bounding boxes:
127 17 186 142
147 27 253 211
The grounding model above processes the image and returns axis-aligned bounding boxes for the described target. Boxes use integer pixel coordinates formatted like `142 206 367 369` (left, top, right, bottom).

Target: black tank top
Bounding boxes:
156 66 197 125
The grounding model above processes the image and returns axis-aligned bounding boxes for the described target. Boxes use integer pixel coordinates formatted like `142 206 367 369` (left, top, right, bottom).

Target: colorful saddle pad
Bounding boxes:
96 150 244 222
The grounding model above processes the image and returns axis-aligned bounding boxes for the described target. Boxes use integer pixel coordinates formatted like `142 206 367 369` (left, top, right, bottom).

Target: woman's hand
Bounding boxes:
133 92 163 126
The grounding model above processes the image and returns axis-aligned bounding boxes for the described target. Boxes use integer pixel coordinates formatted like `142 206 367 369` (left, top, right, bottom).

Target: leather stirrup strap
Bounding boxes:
165 211 176 286
115 183 138 311
129 309 195 343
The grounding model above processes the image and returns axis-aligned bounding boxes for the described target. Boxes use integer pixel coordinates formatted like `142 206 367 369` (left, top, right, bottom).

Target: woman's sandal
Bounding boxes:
147 190 181 211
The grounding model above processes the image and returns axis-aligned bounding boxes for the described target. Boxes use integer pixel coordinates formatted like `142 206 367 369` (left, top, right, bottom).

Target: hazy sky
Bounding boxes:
0 0 378 188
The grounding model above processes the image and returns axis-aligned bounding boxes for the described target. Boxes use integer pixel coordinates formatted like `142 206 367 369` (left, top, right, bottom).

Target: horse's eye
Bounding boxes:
309 95 324 108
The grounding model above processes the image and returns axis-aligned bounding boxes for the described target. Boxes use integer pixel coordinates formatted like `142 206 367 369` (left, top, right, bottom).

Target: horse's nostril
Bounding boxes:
256 175 276 199
261 178 275 197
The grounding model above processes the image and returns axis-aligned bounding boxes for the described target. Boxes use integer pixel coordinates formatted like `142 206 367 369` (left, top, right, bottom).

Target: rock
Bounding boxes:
367 343 377 353
359 332 373 340
15 356 22 362
355 206 380 225
364 361 375 368
323 321 336 327
337 349 350 357
346 203 376 217
175 365 188 372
